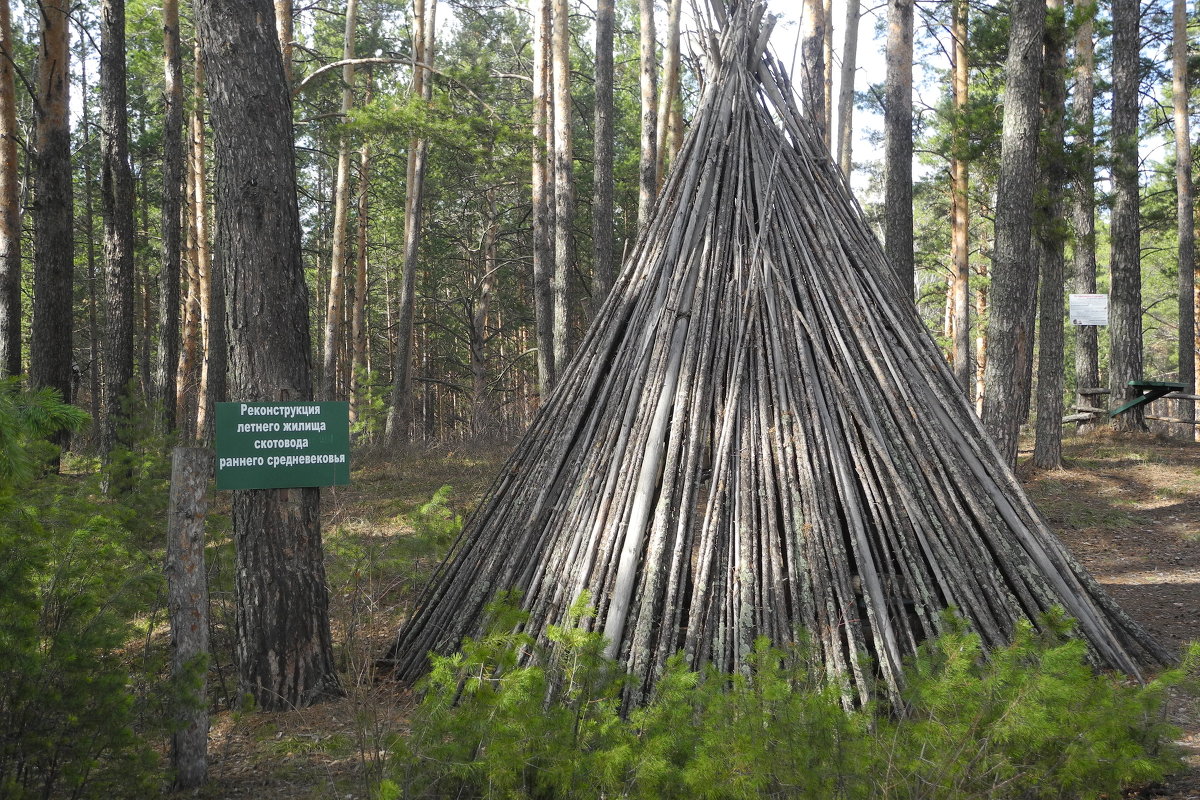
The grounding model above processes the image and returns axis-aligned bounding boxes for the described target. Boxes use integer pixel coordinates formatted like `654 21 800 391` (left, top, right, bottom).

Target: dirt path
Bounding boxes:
195 434 1200 798
1024 432 1200 799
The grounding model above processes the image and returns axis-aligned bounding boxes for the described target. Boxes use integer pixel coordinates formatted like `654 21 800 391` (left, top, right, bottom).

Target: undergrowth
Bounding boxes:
384 595 1196 800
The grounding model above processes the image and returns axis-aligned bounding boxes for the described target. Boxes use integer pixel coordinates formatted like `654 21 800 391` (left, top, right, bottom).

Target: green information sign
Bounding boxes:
215 401 350 490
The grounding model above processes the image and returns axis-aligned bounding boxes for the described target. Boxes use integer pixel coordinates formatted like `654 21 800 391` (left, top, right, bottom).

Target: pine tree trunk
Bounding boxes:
592 0 615 307
320 0 359 401
1109 0 1144 432
177 107 202 443
531 0 555 397
155 0 183 432
275 0 293 86
0 0 19 379
1071 0 1099 431
1173 0 1195 434
976 255 988 415
195 0 340 709
192 48 220 444
637 0 657 228
1032 0 1068 470
835 0 860 176
386 0 436 445
30 0 73 412
981 0 1044 467
100 0 136 463
551 0 573 375
81 49 101 427
349 133 372 427
655 0 682 185
801 0 827 141
949 0 970 393
471 189 497 437
883 0 913 294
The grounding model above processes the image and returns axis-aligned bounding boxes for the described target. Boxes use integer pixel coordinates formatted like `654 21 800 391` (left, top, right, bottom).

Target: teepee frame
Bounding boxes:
387 0 1168 705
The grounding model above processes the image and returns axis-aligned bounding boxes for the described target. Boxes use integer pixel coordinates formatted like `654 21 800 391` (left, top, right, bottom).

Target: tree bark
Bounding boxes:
1173 0 1195 434
155 0 184 433
166 446 210 789
1071 0 1099 431
883 0 913 294
275 0 293 86
320 0 360 401
655 0 682 185
30 0 73 412
592 0 615 308
100 0 137 463
1033 0 1068 469
0 0 19 378
835 0 860 176
1109 0 1144 432
801 0 827 142
385 0 436 445
637 0 657 228
349 134 372 427
949 0 970 393
981 0 1044 467
195 0 340 709
471 188 497 437
191 46 223 445
531 0 555 397
551 0 573 375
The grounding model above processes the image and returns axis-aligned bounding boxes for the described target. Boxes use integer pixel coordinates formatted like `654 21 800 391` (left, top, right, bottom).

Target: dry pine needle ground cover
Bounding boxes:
191 432 1200 799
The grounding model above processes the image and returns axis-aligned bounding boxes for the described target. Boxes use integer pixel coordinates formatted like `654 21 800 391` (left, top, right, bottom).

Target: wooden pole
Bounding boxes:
166 446 211 789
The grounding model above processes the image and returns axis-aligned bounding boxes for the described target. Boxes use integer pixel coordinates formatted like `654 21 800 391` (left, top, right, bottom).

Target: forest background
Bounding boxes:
0 0 1196 458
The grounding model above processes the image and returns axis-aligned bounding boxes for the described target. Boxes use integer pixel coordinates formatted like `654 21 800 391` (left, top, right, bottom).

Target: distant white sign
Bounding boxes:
1069 294 1109 326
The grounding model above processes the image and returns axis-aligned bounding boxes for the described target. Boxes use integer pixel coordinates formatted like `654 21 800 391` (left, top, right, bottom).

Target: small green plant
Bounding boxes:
384 598 1193 800
0 385 161 798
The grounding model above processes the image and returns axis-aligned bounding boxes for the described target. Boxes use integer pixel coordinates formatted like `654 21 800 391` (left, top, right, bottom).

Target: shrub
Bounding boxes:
384 598 1193 800
0 385 161 798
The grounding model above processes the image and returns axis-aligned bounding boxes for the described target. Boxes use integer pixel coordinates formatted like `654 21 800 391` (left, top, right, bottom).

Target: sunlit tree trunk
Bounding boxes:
883 0 913 293
949 0 970 392
320 0 359 400
1173 0 1195 435
551 0 573 375
801 0 827 141
1109 0 1144 432
637 0 657 227
836 0 860 176
471 188 497 437
531 0 555 397
592 0 615 308
655 0 682 185
1071 0 1099 431
275 0 292 86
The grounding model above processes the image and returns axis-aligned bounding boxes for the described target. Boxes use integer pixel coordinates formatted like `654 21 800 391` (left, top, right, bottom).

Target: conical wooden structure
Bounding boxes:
388 1 1168 704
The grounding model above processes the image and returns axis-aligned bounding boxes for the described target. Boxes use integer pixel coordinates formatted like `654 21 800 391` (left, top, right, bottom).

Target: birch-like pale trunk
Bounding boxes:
532 0 555 396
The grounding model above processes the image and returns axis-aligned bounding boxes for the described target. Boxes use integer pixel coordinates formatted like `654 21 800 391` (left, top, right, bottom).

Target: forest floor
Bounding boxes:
186 431 1200 799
